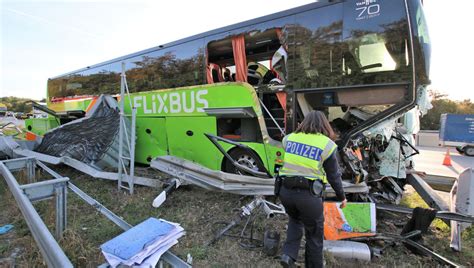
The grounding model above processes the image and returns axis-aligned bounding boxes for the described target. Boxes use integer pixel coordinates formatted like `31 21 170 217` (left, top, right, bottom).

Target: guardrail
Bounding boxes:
0 158 72 267
0 157 191 268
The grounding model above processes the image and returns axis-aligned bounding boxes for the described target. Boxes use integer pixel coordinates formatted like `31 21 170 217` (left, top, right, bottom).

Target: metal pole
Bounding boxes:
68 182 132 231
118 62 125 190
129 108 136 194
258 98 285 136
26 158 36 183
55 182 67 239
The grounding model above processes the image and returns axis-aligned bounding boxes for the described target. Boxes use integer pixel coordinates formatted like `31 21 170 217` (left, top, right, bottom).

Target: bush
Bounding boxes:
420 91 474 130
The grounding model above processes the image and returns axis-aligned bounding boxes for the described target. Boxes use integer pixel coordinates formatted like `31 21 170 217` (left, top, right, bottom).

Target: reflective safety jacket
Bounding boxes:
279 132 337 184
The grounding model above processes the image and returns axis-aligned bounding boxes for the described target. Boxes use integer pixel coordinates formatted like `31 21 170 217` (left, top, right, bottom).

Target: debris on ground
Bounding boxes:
101 218 185 267
1 165 473 266
0 224 14 235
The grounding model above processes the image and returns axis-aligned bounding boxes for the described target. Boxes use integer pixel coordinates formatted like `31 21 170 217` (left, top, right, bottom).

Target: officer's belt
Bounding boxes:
281 176 313 190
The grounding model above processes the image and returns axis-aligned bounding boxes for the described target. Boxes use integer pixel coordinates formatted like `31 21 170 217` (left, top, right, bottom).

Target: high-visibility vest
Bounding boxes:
279 132 337 184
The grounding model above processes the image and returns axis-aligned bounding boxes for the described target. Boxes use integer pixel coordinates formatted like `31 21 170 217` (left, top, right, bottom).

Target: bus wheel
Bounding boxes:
225 148 265 174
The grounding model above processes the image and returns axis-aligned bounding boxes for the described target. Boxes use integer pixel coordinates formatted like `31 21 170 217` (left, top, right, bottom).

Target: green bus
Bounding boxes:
27 0 430 195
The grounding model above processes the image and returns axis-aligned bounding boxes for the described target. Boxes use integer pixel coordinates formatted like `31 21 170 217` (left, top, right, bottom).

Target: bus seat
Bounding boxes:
247 62 269 86
222 67 233 82
208 63 224 83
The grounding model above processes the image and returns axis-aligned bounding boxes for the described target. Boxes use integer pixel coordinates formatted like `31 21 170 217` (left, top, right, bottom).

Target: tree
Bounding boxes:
0 97 37 113
420 90 474 130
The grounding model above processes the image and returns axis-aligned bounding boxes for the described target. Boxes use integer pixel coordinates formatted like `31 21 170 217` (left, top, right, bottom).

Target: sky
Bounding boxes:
1 0 473 101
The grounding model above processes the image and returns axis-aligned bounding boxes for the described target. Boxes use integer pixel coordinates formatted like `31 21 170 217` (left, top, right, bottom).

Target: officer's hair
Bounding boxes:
295 110 336 140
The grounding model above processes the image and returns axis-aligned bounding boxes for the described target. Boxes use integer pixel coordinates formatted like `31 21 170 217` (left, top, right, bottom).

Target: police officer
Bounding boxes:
278 111 347 268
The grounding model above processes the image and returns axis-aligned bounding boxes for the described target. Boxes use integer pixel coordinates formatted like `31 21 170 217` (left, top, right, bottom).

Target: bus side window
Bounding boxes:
206 27 285 87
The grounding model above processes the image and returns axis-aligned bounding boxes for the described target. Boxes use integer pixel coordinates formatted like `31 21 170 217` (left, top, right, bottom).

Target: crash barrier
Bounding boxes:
0 135 159 188
0 157 190 268
151 155 370 196
0 158 72 267
450 168 474 251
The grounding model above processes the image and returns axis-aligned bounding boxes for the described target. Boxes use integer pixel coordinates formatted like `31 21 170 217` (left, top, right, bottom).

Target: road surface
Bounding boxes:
413 146 473 191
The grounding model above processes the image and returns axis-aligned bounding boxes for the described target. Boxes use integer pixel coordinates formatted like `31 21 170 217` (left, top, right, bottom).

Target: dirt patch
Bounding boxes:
1 165 473 267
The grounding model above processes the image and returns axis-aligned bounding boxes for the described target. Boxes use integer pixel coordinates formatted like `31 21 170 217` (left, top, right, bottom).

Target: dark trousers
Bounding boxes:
279 185 324 268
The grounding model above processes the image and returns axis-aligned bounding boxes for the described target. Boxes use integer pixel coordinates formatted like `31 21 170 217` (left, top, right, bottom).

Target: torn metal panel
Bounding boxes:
407 172 449 212
35 95 130 170
151 155 275 195
0 135 18 158
362 119 397 142
151 156 369 196
0 136 159 188
378 139 406 178
450 168 473 251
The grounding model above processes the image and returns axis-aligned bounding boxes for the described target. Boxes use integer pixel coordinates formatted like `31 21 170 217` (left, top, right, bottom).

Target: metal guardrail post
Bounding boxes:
118 61 137 194
26 157 36 183
0 161 73 267
118 62 125 191
129 107 136 194
55 181 67 239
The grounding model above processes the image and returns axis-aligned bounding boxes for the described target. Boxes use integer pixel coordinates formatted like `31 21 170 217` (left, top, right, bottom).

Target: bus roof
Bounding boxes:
50 1 338 79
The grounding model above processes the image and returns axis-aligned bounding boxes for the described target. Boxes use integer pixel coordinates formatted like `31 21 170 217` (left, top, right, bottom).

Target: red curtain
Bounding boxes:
232 35 247 82
276 91 287 128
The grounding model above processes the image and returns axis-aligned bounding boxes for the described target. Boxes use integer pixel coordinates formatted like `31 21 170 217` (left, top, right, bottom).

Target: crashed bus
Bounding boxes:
25 0 431 202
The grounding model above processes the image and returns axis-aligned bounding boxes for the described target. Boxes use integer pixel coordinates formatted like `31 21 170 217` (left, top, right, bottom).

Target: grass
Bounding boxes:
1 166 474 267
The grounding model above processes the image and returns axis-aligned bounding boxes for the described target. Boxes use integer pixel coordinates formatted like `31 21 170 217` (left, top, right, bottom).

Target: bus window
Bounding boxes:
290 3 344 89
342 0 411 85
63 64 117 97
206 28 284 86
123 38 205 93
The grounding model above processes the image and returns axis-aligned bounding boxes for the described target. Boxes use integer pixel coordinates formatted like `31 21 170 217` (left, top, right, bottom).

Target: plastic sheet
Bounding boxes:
35 95 128 169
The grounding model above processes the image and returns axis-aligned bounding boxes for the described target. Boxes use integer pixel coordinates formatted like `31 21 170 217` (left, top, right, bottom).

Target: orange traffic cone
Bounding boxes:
443 148 452 166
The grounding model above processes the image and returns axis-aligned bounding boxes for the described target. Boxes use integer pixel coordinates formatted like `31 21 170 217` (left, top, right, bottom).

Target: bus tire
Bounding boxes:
224 148 265 174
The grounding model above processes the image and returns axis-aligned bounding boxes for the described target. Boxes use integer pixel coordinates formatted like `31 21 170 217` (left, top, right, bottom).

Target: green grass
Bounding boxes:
400 188 449 231
2 167 474 266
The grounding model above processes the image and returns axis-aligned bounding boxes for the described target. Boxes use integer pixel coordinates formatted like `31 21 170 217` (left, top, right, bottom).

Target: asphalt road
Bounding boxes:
413 146 473 191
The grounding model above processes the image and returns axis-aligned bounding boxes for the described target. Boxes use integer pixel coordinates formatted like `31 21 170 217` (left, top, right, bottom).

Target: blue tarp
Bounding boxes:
100 218 175 260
